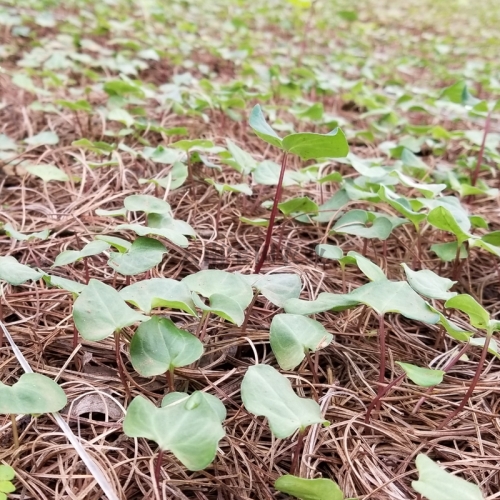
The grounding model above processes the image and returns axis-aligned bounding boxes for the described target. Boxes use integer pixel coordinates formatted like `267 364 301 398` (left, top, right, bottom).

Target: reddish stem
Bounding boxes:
154 449 164 490
365 372 405 423
241 290 259 334
290 429 306 476
470 109 492 187
439 333 492 429
72 323 79 349
254 152 288 273
84 258 90 284
166 368 175 392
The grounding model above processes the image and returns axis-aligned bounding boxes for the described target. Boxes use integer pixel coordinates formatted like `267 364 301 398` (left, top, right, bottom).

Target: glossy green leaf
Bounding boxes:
115 223 188 247
396 362 445 387
412 454 483 500
427 206 471 244
0 465 15 481
123 194 172 215
275 475 344 500
95 235 131 253
431 242 468 262
241 364 329 438
445 294 489 330
249 105 283 149
401 263 456 300
282 129 349 160
343 251 386 281
278 197 318 216
270 314 333 370
123 392 225 471
0 373 67 415
436 310 473 342
73 279 147 341
240 273 301 308
120 278 196 315
192 292 245 326
4 223 49 241
130 317 203 376
332 210 393 240
378 186 426 228
0 256 44 285
53 240 110 267
108 237 167 276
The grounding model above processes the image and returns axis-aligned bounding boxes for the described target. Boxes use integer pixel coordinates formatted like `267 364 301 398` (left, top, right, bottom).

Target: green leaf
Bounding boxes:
108 237 167 276
282 129 349 160
284 293 359 315
123 392 225 471
412 454 483 500
206 179 252 196
0 465 15 482
396 362 445 387
130 317 203 376
240 273 301 308
183 270 253 310
436 311 473 342
239 217 269 227
349 281 439 323
170 139 214 151
378 186 426 229
401 263 457 300
241 364 329 438
226 139 256 174
278 197 319 216
124 194 172 215
73 279 147 341
115 223 188 248
275 475 344 500
43 275 86 295
343 251 386 281
72 138 114 154
427 206 471 244
142 146 183 164
192 292 245 326
147 214 196 237
431 242 468 262
25 164 69 182
248 105 283 149
95 235 131 253
120 278 196 315
445 294 489 330
95 207 127 217
332 210 393 240
0 373 67 415
139 162 188 190
53 240 110 267
270 314 333 370
0 256 44 285
0 134 17 150
4 223 49 241
440 81 481 107
108 108 135 127
57 99 92 112
315 244 343 261
252 160 302 186
25 131 59 146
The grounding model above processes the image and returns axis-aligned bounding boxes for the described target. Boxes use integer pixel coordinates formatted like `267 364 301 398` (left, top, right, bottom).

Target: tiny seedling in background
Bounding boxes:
0 465 16 500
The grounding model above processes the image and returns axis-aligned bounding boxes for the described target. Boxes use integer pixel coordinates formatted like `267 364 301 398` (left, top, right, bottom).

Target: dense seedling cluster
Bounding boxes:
1 0 499 498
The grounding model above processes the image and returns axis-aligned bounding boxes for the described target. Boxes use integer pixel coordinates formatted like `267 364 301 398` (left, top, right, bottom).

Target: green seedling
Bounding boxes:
123 194 172 215
146 213 196 237
120 278 197 315
0 373 67 448
412 454 484 500
0 464 16 500
440 294 500 428
249 104 349 272
95 235 132 253
123 391 225 485
225 139 257 175
115 224 188 247
73 139 114 155
241 364 329 475
73 279 147 394
139 162 188 193
25 164 69 182
240 273 302 308
270 313 332 373
108 237 167 276
130 317 203 391
3 223 49 242
275 475 344 500
401 263 457 300
53 240 110 283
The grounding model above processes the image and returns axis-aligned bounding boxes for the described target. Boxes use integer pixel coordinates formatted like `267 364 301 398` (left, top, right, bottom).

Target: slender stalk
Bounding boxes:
10 414 19 449
72 323 79 349
305 350 319 386
114 330 130 400
452 243 462 281
470 108 492 187
254 152 288 273
362 239 368 257
365 372 405 423
215 195 222 237
290 429 306 476
413 342 470 414
439 332 492 429
375 314 387 412
341 264 346 294
241 290 259 334
84 258 90 284
125 275 130 286
196 311 208 338
166 368 175 393
154 449 164 490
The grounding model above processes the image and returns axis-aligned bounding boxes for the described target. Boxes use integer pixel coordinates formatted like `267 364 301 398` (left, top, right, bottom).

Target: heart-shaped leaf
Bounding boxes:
0 373 67 415
183 270 253 310
0 257 44 285
249 105 283 149
43 275 86 295
240 273 301 308
278 197 319 216
120 278 196 315
108 237 167 276
282 129 349 160
342 251 386 281
116 223 188 248
427 206 471 244
332 210 393 240
53 240 110 267
445 294 489 330
192 293 245 326
412 454 483 500
130 317 203 376
274 475 344 500
349 281 439 323
73 279 147 341
431 242 468 262
402 263 457 300
226 139 257 175
241 364 329 438
270 314 333 370
4 223 50 242
315 244 343 261
378 186 427 229
396 362 445 387
95 235 131 253
147 213 196 236
124 194 172 215
123 392 226 471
